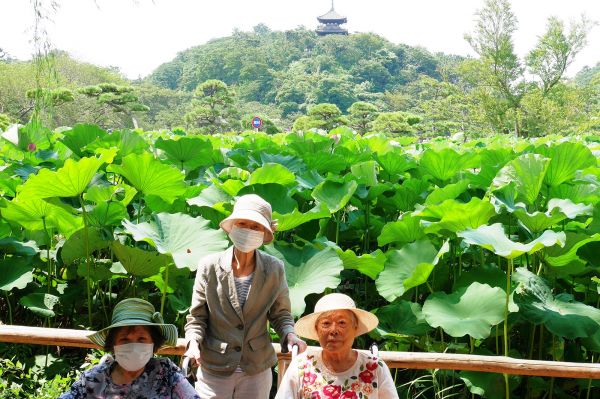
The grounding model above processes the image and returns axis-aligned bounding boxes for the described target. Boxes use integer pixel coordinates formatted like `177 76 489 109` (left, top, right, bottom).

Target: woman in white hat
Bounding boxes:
59 298 199 399
184 194 307 398
276 293 398 399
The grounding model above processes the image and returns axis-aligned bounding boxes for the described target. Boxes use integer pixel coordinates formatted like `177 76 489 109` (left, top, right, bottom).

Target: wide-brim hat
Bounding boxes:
88 298 178 348
219 194 275 244
295 293 379 341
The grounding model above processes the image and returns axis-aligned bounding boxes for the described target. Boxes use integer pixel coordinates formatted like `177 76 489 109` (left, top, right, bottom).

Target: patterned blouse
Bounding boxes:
58 357 200 399
275 350 399 399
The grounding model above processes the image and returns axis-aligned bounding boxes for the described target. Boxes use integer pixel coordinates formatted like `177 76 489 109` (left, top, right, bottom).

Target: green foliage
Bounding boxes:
372 111 420 135
184 79 238 134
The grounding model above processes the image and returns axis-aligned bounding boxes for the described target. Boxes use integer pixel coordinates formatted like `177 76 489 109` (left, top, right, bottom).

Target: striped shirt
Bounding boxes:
234 272 254 308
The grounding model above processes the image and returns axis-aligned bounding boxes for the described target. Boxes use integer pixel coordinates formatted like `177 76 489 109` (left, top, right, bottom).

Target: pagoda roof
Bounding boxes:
317 8 347 22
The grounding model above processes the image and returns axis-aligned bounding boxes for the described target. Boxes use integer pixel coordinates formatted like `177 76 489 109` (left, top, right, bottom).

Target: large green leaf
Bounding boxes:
238 184 297 214
60 124 107 157
374 300 432 337
424 179 470 205
513 267 600 339
377 179 429 213
513 199 593 233
60 227 112 265
264 242 343 317
422 282 505 339
0 257 34 291
537 142 597 187
111 241 170 277
248 163 296 186
107 152 186 204
0 238 39 256
378 214 425 246
19 293 59 318
155 136 214 171
84 183 138 206
457 223 566 259
350 160 378 186
491 153 550 206
1 198 82 237
419 148 474 182
311 179 358 213
122 212 228 270
461 371 511 399
545 232 600 267
86 129 149 157
376 240 449 302
336 248 386 280
374 152 417 178
417 198 497 235
273 203 331 231
18 156 104 199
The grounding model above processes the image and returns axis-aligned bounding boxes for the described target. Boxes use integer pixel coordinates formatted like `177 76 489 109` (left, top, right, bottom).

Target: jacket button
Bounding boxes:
237 324 244 330
235 346 241 352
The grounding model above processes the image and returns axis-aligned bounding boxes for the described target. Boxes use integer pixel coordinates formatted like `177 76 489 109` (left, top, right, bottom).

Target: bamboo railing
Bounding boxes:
2 325 600 380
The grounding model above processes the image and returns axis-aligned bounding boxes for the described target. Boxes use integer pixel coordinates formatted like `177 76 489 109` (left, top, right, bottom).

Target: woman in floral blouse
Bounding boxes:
275 293 398 399
59 298 199 399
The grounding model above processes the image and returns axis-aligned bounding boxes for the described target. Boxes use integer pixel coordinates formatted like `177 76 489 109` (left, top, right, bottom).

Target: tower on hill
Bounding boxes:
316 0 348 36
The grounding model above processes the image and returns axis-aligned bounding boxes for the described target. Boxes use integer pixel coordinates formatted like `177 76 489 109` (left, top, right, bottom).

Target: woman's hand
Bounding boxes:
184 340 202 366
286 332 307 354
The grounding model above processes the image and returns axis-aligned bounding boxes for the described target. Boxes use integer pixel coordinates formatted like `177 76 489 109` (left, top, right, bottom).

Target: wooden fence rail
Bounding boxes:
2 325 600 380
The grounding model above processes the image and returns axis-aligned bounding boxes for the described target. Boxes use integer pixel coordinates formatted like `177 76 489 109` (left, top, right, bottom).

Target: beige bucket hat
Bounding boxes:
295 293 379 341
219 194 276 244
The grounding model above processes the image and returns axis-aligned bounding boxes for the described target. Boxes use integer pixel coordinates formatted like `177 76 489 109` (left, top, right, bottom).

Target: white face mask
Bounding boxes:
229 226 264 253
114 342 154 371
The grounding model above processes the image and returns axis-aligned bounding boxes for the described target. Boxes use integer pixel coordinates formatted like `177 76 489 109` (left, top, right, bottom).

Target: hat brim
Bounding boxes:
88 321 179 349
295 307 379 341
220 209 274 244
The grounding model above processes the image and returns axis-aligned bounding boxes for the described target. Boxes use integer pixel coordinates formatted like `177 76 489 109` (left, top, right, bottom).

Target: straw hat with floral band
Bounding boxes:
295 293 379 341
88 298 178 348
219 194 276 244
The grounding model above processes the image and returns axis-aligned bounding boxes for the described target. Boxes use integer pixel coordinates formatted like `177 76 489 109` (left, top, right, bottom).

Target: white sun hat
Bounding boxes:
295 293 379 341
219 194 276 244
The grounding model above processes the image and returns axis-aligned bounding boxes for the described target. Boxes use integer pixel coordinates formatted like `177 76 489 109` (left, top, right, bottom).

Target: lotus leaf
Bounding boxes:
84 184 138 206
513 199 593 233
86 129 148 157
374 300 432 337
19 293 59 318
374 151 417 178
351 160 378 186
417 198 496 235
1 198 82 237
512 267 600 338
248 163 296 186
460 371 509 399
457 223 565 259
264 243 343 316
259 153 306 174
187 185 231 208
311 179 358 213
273 203 331 231
60 124 107 157
422 282 505 339
107 152 186 204
111 241 170 277
0 238 39 256
122 212 228 270
537 142 597 187
144 264 190 294
61 227 112 265
238 183 297 214
424 179 470 205
491 153 550 205
419 148 474 182
376 240 449 302
88 201 129 227
378 214 424 246
18 156 104 199
0 257 34 291
335 248 386 280
544 232 600 267
155 136 213 171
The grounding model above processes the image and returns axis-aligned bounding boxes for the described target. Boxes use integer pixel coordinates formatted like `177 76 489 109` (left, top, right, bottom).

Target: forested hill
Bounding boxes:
146 26 461 114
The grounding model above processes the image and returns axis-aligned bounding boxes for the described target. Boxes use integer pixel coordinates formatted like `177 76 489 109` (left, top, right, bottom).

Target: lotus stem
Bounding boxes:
4 291 13 325
79 195 93 327
42 217 52 293
160 264 170 315
335 211 340 245
504 257 513 399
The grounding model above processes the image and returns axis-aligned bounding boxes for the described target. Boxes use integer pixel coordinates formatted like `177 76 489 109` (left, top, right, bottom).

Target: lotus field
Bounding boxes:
3 124 600 397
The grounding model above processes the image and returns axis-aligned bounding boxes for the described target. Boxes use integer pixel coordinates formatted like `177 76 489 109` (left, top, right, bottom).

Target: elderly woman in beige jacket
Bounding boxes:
185 194 307 398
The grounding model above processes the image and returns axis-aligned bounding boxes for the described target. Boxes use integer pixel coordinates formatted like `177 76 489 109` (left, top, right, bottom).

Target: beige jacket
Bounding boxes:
185 246 296 376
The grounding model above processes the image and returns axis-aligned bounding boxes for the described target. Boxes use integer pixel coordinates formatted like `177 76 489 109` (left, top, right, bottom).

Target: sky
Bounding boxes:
1 0 599 79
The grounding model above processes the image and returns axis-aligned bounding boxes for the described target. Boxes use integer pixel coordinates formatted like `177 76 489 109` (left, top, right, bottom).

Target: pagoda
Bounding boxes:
316 0 348 36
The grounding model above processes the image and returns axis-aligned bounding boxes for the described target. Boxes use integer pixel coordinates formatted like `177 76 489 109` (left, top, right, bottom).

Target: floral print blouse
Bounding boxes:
58 357 200 399
276 350 399 399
